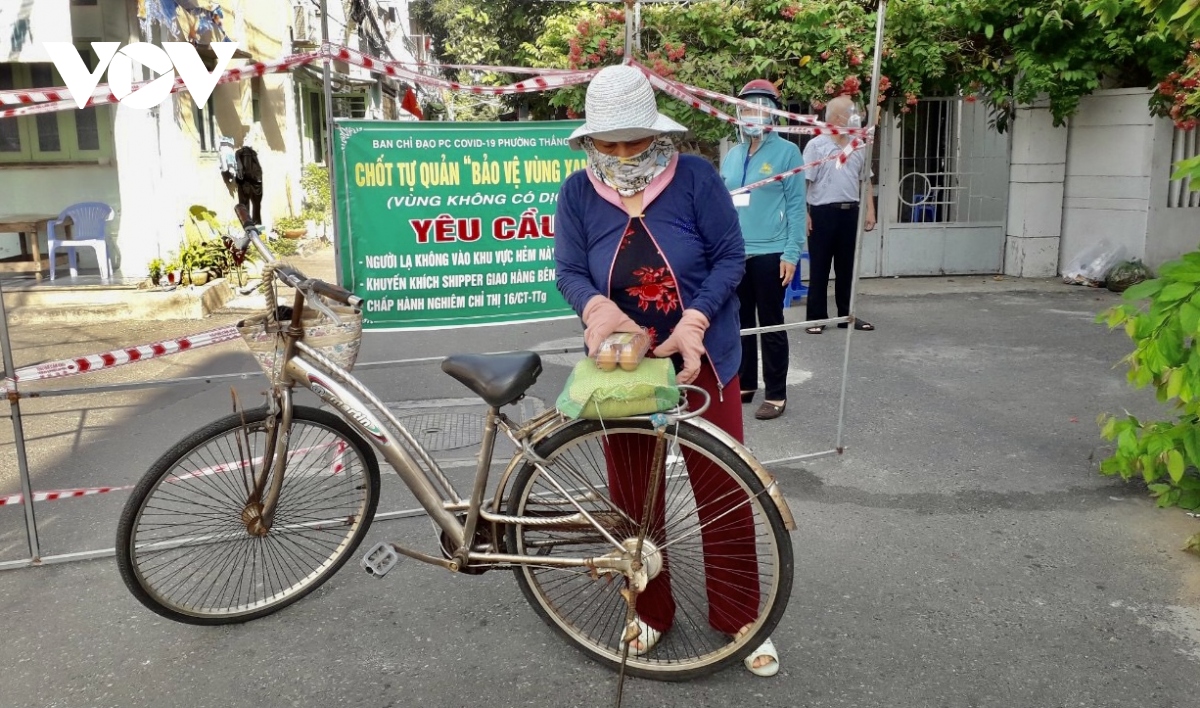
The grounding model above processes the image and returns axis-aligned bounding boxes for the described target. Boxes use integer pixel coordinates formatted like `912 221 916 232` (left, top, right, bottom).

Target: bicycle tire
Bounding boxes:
506 418 793 681
116 406 380 625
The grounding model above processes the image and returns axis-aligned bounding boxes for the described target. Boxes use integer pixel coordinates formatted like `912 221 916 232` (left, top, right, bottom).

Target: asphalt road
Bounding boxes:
1 266 1198 708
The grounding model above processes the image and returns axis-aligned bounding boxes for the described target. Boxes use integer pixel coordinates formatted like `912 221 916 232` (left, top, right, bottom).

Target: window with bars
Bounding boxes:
0 55 112 163
251 77 263 124
193 95 218 152
1167 127 1200 209
333 94 368 119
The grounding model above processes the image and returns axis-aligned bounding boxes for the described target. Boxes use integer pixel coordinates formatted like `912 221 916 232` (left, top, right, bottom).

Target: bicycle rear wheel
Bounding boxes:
116 406 380 624
506 418 793 681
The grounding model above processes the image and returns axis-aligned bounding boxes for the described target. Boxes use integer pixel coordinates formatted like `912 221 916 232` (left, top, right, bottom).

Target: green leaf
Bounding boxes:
1179 490 1200 510
1183 425 1200 468
1100 416 1117 439
1099 456 1126 477
1177 475 1200 491
1168 449 1186 482
1160 326 1186 366
1142 454 1160 482
1170 0 1200 23
1181 302 1200 334
1173 156 1200 183
1168 368 1185 399
1102 306 1128 328
984 24 994 39
1170 268 1200 284
1117 428 1139 456
1158 282 1197 303
1148 483 1173 494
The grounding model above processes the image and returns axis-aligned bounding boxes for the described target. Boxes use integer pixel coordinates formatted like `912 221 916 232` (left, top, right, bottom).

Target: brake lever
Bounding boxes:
296 279 344 324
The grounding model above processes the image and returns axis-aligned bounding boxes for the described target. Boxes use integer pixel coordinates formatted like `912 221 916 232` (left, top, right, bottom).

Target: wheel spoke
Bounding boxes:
508 419 792 679
118 408 379 623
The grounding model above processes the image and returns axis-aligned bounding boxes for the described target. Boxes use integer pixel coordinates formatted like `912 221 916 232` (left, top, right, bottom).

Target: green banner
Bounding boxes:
332 120 585 330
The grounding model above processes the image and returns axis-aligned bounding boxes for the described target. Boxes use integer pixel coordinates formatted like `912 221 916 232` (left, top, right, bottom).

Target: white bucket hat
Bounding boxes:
568 65 687 150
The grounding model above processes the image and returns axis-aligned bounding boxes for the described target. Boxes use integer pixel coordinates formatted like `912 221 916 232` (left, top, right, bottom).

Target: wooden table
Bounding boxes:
0 214 56 280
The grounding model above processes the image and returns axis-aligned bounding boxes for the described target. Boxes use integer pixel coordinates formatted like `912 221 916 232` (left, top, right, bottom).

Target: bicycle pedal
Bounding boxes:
361 542 402 577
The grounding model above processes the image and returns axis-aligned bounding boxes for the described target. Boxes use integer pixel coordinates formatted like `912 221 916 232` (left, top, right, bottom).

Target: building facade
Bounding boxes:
0 0 425 278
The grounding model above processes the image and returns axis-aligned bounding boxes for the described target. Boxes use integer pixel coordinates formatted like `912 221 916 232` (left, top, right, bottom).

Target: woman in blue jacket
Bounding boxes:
555 65 779 677
719 80 806 421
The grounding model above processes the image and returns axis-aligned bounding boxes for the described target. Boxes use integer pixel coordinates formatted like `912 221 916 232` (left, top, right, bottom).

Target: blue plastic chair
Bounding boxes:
782 251 810 307
909 193 937 223
47 202 114 280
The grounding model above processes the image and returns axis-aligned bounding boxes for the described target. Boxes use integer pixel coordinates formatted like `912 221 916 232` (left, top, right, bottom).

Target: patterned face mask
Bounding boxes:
583 135 678 197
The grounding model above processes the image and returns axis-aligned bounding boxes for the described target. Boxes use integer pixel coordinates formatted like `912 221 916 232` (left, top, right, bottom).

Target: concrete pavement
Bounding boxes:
1 255 1198 707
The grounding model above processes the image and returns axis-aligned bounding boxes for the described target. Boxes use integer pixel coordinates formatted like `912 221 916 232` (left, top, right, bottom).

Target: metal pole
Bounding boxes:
321 0 343 285
634 2 642 55
0 280 40 561
623 0 635 62
835 0 888 452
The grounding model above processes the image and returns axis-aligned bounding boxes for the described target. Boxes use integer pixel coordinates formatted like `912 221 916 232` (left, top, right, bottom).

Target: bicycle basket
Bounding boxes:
237 299 363 383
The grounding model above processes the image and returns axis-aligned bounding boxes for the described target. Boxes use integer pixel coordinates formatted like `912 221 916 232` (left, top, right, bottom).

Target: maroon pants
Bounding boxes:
602 365 760 636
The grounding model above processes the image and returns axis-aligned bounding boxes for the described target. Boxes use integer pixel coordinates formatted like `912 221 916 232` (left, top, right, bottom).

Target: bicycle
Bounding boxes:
115 204 796 682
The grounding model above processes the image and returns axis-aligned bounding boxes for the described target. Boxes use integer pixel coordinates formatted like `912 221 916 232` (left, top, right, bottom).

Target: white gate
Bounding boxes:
871 98 1010 276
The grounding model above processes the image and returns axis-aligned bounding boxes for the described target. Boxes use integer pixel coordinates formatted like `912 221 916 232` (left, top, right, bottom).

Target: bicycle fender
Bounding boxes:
683 417 797 532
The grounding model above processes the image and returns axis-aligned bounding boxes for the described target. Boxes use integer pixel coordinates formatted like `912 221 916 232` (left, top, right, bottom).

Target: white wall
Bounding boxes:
114 0 306 276
1004 101 1068 278
1059 89 1155 270
1 0 72 62
1146 119 1200 267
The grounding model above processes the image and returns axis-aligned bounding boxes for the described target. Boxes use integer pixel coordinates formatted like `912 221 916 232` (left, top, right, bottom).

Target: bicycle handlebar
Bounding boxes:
229 203 363 310
273 264 363 308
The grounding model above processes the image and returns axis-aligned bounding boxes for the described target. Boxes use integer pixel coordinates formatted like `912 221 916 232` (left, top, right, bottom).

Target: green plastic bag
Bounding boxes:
1106 259 1153 292
556 358 680 420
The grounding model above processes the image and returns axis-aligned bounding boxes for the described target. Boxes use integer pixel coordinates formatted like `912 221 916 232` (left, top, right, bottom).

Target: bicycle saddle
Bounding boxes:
441 352 543 408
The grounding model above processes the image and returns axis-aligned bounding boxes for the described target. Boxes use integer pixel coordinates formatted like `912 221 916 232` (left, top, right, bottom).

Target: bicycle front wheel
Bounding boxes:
116 406 380 624
506 418 793 681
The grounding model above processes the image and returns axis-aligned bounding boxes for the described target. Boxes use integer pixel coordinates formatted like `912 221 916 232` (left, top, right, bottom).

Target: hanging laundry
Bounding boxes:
218 136 238 183
140 0 183 39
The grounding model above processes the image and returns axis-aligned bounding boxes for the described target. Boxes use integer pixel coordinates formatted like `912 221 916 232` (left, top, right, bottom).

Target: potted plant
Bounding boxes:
275 215 307 239
148 258 164 286
177 242 211 286
163 256 182 289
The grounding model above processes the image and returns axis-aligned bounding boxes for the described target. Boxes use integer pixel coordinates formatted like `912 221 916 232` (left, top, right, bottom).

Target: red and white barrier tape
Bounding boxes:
728 140 869 196
0 44 596 118
0 441 340 507
0 51 321 119
0 485 132 507
670 78 874 138
326 45 599 95
634 62 874 140
0 44 874 141
0 324 241 395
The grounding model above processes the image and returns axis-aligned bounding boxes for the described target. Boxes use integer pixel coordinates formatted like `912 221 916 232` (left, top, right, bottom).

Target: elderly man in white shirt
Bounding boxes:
802 95 876 333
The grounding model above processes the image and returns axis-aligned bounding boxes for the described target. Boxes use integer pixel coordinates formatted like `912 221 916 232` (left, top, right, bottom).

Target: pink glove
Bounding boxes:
582 295 642 354
653 309 709 385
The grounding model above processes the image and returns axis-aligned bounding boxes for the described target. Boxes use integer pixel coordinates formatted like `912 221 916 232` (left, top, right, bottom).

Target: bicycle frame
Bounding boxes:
256 317 638 577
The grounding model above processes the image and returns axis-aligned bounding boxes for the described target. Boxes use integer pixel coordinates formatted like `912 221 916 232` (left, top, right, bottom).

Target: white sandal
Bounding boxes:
628 617 662 656
744 637 779 677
